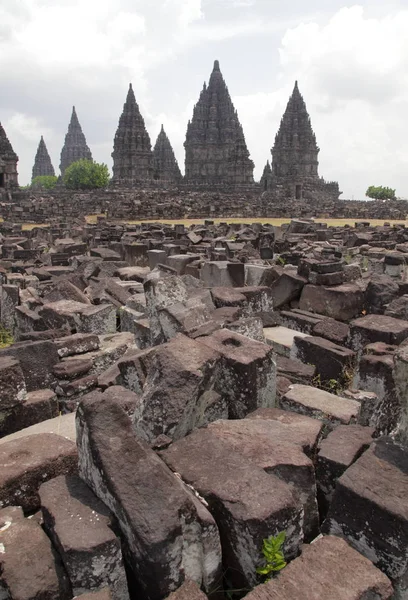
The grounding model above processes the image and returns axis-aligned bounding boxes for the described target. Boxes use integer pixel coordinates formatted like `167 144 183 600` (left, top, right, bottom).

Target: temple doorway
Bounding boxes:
295 184 302 199
0 173 4 188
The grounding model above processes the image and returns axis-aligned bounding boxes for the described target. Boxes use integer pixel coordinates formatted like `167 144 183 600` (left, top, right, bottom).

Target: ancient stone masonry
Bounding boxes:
184 60 254 187
153 125 182 183
59 106 93 176
111 84 154 185
262 81 341 202
32 136 55 180
0 122 18 190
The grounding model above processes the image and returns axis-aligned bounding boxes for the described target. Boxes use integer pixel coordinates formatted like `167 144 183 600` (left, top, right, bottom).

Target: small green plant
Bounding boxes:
0 325 14 348
256 531 287 581
276 256 286 266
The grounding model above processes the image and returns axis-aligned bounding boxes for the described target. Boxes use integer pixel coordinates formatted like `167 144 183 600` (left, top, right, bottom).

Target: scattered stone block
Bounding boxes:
243 535 393 600
55 332 100 357
280 384 360 433
161 427 303 589
349 314 408 352
165 580 208 600
0 339 59 391
77 394 222 599
299 284 364 321
316 424 374 515
291 335 356 384
323 437 408 596
40 475 129 599
0 433 77 511
263 326 309 357
0 507 71 600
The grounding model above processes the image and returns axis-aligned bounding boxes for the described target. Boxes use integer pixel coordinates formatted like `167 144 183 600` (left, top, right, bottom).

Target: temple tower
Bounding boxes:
32 136 55 180
184 60 254 187
265 82 340 201
111 84 153 184
153 125 182 183
60 107 92 176
0 123 18 190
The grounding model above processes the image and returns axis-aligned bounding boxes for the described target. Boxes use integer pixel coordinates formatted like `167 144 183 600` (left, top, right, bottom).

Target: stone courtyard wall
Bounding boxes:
1 187 407 223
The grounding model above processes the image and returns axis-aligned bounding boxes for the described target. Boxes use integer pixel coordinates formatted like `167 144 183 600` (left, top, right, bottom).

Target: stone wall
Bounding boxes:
2 187 408 223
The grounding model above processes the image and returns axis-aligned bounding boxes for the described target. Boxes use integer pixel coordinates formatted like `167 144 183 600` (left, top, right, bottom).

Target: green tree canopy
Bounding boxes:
63 159 110 190
366 185 396 200
31 175 58 190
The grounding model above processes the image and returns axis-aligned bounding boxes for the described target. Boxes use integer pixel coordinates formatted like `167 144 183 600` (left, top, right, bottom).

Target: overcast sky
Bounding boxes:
1 0 408 198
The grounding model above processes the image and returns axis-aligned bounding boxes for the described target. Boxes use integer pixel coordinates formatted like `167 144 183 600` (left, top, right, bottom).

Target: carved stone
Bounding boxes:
0 123 18 190
153 125 182 184
111 84 153 185
60 107 92 176
32 136 55 180
184 60 254 187
263 82 341 202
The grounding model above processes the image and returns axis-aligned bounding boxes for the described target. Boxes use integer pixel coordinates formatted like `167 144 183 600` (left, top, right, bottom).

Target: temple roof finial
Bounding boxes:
213 60 220 71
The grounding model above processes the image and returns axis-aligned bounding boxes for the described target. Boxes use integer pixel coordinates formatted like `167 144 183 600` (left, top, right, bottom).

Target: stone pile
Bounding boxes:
0 217 407 599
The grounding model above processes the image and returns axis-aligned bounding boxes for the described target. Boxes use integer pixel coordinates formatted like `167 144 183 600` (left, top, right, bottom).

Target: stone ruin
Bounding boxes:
32 136 55 181
0 216 407 599
60 106 93 177
260 81 341 203
0 123 18 194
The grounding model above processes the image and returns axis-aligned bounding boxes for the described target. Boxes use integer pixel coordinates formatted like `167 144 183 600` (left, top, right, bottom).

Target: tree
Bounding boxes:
365 185 396 201
63 159 110 190
31 175 58 190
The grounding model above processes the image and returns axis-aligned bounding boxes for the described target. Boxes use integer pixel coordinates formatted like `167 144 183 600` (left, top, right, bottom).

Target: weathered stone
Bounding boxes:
291 335 356 385
161 427 303 589
133 334 223 441
0 356 26 411
0 507 71 599
0 339 59 391
55 333 100 358
364 274 399 314
280 384 360 433
316 424 374 515
323 437 408 595
199 329 276 418
165 580 208 600
299 284 364 321
207 418 319 540
0 433 77 511
1 388 59 438
77 394 222 598
312 318 349 345
243 535 393 600
32 135 55 179
39 475 129 599
349 314 408 352
269 272 306 308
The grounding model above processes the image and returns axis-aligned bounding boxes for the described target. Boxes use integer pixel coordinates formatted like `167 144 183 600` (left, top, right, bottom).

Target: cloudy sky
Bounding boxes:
1 0 408 198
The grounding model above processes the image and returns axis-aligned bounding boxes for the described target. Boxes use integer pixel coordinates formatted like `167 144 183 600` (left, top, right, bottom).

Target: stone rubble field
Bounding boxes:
0 216 407 600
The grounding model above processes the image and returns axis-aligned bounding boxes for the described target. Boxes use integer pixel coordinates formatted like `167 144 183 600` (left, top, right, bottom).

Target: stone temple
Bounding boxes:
184 60 254 187
153 125 182 184
0 122 18 191
261 81 341 202
32 136 55 181
111 84 153 185
60 106 92 177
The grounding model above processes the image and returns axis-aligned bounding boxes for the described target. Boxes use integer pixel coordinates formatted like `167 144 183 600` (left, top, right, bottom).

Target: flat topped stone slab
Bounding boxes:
263 326 309 357
243 535 393 600
0 433 77 512
349 314 408 350
281 384 361 432
0 412 76 445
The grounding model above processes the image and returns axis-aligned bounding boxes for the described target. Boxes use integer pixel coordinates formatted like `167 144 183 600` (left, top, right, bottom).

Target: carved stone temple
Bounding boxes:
32 136 55 180
59 107 92 176
111 84 153 185
153 125 182 183
261 82 341 202
0 122 18 191
184 60 254 187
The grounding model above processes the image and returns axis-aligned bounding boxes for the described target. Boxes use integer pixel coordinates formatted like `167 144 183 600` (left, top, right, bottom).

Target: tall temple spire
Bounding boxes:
153 125 182 183
184 59 254 186
111 83 153 184
32 136 55 180
59 106 92 176
0 122 19 189
271 81 319 179
264 81 340 202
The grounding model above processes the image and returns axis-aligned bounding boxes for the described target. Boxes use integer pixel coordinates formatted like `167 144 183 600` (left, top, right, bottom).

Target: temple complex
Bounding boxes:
0 122 18 190
32 136 55 180
153 125 182 183
59 106 92 176
262 82 340 201
111 84 153 185
184 60 254 187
